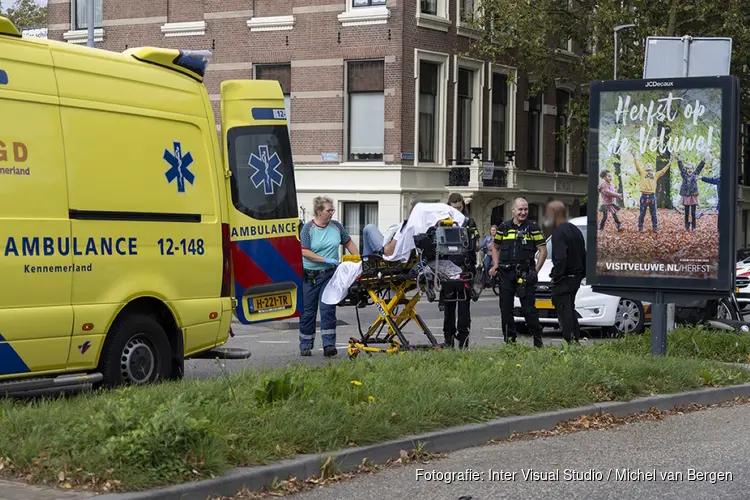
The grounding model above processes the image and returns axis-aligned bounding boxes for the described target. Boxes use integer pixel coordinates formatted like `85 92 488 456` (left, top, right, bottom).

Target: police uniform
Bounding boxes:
493 219 545 347
440 217 479 349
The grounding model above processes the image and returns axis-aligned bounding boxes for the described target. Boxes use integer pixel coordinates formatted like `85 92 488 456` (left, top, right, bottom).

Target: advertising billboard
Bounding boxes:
586 76 740 297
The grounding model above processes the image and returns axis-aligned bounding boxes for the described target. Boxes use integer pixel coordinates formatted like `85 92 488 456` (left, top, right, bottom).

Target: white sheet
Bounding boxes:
321 203 467 305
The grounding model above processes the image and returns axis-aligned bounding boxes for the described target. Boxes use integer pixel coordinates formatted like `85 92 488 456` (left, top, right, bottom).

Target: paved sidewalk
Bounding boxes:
0 479 94 500
287 404 750 500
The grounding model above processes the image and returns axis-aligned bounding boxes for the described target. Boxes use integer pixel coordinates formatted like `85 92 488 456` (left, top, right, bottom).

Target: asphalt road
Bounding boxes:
288 404 750 500
184 294 612 378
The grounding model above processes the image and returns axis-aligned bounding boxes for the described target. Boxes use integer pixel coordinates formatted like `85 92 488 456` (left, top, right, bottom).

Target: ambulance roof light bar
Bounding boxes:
174 50 213 78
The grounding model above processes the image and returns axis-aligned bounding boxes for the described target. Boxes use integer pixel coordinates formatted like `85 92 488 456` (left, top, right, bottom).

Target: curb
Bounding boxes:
231 318 349 331
94 382 750 500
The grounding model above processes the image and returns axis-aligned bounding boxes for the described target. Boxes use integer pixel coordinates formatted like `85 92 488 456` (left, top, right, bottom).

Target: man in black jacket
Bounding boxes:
544 201 586 344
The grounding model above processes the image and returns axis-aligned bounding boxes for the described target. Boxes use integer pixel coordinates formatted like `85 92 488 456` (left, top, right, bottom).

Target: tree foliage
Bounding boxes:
468 0 750 152
2 0 48 28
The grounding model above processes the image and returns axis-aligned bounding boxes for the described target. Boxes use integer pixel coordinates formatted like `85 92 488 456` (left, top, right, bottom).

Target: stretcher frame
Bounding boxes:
339 219 474 359
339 253 443 359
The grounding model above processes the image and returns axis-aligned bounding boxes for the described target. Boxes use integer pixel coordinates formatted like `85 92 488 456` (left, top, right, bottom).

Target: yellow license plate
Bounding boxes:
250 293 292 313
736 287 740 294
535 299 554 309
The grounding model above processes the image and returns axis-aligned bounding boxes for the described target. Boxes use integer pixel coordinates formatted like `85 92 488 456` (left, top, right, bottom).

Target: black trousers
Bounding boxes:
684 204 697 230
551 276 583 343
499 268 543 347
441 283 471 348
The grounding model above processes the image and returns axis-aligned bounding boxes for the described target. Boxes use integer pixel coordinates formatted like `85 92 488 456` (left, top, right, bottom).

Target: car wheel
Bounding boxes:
612 299 645 336
98 314 173 387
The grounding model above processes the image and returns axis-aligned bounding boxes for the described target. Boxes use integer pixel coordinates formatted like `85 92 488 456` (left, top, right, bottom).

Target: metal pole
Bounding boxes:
681 35 691 77
87 0 95 48
613 24 636 80
613 31 618 80
651 291 667 356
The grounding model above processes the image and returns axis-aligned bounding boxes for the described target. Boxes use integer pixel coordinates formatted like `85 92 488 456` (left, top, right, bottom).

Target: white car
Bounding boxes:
512 216 648 336
735 257 750 312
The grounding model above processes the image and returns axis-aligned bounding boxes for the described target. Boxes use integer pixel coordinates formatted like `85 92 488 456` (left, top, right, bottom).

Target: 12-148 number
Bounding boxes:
158 238 205 255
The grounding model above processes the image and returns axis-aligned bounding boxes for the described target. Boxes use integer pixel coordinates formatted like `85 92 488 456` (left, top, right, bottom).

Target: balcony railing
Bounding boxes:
447 159 472 187
481 165 508 188
446 160 511 189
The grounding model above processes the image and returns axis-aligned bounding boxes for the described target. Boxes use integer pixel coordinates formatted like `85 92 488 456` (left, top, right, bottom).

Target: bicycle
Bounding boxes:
473 260 501 299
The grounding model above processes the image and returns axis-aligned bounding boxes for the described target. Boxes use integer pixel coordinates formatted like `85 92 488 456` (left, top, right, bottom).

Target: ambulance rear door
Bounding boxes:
220 80 303 325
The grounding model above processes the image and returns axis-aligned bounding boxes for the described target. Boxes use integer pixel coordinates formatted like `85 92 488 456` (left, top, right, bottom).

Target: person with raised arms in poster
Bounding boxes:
630 150 670 233
674 150 709 232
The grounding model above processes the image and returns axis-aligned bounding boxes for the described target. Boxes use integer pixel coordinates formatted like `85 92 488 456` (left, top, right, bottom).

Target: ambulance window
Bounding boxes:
228 125 298 221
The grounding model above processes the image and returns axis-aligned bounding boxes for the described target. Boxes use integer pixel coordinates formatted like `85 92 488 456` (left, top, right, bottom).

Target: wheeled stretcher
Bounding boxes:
337 218 475 359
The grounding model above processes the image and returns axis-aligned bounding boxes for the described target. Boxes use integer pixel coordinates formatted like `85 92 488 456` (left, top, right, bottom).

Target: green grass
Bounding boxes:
604 326 750 363
1 340 749 492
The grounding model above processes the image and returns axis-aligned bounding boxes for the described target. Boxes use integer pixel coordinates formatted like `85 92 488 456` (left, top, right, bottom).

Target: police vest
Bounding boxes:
493 220 545 264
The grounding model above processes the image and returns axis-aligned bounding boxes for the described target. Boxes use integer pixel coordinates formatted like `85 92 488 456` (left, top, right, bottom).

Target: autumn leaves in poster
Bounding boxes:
596 86 722 280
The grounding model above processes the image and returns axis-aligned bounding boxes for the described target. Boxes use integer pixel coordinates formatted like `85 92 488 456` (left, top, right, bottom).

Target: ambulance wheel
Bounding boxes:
98 314 173 387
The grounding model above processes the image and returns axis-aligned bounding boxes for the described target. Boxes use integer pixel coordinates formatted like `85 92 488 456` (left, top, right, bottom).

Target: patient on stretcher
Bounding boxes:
321 202 469 306
361 200 420 257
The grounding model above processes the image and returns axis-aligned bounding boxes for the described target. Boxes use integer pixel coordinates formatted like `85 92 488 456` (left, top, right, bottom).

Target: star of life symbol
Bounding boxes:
249 145 284 195
163 141 195 193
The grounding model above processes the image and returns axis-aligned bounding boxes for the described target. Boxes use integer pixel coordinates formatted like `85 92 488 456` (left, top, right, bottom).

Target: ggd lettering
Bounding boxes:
0 140 28 162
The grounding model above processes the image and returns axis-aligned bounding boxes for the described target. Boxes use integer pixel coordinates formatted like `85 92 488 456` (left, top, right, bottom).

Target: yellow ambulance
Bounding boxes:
0 17 303 394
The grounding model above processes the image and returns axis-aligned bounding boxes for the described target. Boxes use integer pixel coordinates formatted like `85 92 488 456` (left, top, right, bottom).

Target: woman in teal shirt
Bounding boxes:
299 196 359 357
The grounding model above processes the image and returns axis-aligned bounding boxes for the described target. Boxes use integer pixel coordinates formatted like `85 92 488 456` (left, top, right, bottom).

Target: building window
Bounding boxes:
353 0 387 5
527 93 542 170
417 0 450 32
347 60 385 161
421 0 438 15
580 138 588 174
255 64 292 123
555 90 570 173
491 72 508 165
557 0 572 51
528 204 539 222
456 68 474 163
343 202 379 254
418 61 439 163
459 0 476 22
72 0 103 30
742 123 750 186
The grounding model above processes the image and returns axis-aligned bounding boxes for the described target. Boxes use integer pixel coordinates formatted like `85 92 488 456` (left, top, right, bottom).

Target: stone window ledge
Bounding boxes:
161 21 207 37
338 7 390 27
63 28 104 44
247 15 295 32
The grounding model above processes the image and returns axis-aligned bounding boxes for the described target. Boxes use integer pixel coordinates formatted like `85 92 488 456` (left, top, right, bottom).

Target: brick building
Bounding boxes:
48 0 593 248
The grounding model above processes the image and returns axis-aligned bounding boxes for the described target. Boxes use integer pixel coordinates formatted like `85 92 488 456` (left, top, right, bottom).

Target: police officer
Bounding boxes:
440 193 480 349
489 198 547 347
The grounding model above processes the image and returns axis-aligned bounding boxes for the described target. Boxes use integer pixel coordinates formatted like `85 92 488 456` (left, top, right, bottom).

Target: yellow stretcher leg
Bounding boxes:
347 280 441 359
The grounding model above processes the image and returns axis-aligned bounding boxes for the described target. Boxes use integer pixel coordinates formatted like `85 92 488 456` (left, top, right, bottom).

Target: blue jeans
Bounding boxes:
299 268 337 351
638 193 657 231
483 253 492 284
362 224 384 255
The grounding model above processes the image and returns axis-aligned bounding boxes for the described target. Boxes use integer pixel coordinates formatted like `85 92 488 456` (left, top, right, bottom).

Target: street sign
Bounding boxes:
643 36 732 79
